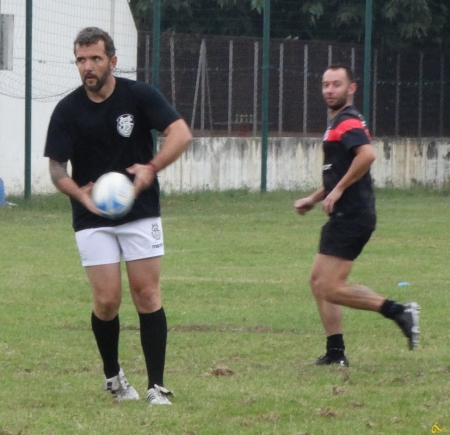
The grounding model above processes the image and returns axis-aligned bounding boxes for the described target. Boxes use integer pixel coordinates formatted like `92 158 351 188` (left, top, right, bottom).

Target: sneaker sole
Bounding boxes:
407 302 420 350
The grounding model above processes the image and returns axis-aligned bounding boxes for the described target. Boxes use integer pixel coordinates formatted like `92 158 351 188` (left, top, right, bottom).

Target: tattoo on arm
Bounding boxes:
49 159 69 185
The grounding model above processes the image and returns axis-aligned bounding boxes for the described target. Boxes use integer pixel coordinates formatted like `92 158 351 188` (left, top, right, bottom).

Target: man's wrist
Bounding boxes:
146 162 159 172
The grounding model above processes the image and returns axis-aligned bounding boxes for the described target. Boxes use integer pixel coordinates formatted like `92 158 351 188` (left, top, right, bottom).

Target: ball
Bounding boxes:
92 172 135 219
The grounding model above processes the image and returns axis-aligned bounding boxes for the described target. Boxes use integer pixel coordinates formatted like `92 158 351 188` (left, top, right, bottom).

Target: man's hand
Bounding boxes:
295 197 315 215
127 163 156 196
322 186 343 215
79 182 102 215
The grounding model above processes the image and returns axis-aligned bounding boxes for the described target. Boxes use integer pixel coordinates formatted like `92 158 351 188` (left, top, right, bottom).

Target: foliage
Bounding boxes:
128 0 450 49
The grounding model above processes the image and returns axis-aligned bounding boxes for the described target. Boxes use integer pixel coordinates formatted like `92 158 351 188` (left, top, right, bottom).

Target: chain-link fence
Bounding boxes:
138 33 450 138
2 1 449 138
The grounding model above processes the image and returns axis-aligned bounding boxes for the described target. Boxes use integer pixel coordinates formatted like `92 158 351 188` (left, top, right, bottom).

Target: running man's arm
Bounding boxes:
322 144 375 215
295 187 325 215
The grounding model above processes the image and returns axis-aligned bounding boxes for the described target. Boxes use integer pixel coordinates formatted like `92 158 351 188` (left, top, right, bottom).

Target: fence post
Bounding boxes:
363 0 373 126
260 0 270 192
170 36 176 108
201 41 205 131
278 43 283 136
439 53 444 137
303 44 308 136
395 53 400 136
253 41 258 136
145 34 150 83
25 0 32 200
228 40 233 135
372 49 377 136
151 0 161 153
418 52 423 138
191 40 203 131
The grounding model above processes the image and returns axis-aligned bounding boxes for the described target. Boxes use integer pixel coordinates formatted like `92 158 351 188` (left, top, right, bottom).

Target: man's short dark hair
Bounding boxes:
74 27 116 58
326 64 355 83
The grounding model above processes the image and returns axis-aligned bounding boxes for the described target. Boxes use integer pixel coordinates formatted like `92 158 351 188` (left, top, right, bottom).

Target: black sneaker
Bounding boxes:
314 354 349 367
393 302 420 350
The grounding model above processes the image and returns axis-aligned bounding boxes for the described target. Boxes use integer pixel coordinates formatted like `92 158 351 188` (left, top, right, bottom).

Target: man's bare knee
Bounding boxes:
310 274 328 300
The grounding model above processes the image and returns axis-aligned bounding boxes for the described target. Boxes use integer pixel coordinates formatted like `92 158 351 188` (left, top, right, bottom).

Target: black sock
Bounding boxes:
139 308 168 390
91 312 120 379
326 334 345 357
380 299 404 319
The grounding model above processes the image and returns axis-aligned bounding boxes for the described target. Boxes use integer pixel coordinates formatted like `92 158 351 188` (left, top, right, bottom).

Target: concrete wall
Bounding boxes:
3 136 450 195
3 136 450 196
159 137 450 193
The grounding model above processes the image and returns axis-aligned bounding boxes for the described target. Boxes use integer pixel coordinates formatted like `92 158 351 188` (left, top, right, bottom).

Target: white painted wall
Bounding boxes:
3 133 450 196
159 137 450 193
0 0 137 194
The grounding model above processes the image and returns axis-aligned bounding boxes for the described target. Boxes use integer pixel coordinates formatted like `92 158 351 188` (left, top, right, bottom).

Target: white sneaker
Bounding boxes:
146 384 173 405
393 302 421 350
103 368 140 401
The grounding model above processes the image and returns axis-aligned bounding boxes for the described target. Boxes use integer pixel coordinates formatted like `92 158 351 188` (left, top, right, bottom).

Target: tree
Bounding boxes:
128 0 450 49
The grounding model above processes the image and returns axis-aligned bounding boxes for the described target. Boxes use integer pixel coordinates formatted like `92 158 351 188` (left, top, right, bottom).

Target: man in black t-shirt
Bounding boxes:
45 27 192 404
294 64 420 366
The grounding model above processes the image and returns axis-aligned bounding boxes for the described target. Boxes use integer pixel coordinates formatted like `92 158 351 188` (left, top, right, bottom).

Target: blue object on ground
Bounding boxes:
0 178 5 206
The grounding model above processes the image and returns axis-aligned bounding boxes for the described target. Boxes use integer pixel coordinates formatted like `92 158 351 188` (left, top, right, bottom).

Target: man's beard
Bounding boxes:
327 95 348 111
83 69 110 92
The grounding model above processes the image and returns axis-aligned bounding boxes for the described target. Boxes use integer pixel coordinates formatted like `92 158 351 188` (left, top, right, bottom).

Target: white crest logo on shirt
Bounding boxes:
323 127 330 141
117 114 134 137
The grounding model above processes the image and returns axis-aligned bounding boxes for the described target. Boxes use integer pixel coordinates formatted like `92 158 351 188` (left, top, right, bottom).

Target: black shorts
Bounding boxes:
319 217 375 261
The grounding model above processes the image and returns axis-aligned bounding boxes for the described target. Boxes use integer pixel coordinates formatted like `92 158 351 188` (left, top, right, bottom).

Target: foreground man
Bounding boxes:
45 27 192 403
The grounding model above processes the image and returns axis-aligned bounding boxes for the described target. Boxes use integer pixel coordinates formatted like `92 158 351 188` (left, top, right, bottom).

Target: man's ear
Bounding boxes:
349 82 357 96
110 55 118 70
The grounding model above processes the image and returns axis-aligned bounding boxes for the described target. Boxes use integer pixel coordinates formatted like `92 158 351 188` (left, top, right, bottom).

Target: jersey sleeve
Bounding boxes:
44 106 74 163
135 83 182 133
337 118 371 151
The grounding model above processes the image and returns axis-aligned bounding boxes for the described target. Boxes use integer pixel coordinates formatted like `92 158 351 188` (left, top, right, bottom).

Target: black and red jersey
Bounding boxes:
322 105 376 223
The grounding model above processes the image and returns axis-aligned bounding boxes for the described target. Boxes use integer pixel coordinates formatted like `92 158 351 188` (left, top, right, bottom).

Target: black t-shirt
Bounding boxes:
322 105 376 223
44 77 182 231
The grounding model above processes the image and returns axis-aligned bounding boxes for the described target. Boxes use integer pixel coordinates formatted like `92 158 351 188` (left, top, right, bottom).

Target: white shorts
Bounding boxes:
74 217 164 266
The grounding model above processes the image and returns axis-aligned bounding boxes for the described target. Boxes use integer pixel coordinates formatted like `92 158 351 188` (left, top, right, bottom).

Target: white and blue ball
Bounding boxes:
92 172 135 219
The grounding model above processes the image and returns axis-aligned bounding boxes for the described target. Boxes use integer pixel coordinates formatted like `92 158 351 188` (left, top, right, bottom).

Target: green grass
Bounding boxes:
1 189 450 435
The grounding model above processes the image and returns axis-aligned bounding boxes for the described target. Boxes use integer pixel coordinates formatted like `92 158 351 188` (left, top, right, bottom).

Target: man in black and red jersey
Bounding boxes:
294 64 420 366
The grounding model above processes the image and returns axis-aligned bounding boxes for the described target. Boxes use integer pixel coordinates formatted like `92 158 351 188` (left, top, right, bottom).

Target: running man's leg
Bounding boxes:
310 253 385 311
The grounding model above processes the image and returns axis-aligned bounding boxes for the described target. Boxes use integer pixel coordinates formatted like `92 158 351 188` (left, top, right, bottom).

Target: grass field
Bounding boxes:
1 189 449 435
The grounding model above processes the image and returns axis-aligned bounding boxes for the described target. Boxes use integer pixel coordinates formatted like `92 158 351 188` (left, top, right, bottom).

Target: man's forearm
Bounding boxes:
49 159 84 201
151 119 193 171
310 187 325 203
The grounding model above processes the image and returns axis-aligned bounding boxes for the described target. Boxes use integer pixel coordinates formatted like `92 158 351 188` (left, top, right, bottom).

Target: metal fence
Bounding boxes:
137 33 450 138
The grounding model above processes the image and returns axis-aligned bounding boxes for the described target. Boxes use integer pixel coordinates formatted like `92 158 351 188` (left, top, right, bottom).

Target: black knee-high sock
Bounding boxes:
139 308 168 390
91 312 120 379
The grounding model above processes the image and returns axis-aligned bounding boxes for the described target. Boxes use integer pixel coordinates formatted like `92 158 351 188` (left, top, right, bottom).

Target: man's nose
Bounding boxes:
83 59 95 71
